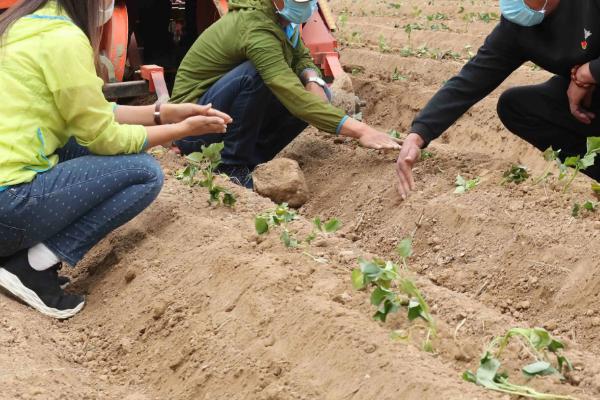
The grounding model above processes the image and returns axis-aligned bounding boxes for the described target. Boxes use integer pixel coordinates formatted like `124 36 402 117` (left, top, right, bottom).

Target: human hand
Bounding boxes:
567 79 596 124
178 115 228 138
395 133 424 199
162 103 232 125
357 127 402 150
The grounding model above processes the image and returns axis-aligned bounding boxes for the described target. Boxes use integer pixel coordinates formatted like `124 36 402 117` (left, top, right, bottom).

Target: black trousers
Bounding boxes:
497 75 600 180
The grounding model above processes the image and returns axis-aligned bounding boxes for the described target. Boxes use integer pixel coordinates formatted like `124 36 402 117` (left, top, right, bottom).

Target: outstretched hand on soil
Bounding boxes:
396 133 425 199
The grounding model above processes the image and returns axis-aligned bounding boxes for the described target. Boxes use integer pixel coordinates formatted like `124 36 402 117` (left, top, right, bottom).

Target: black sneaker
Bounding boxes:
0 251 85 319
58 275 71 289
215 164 254 189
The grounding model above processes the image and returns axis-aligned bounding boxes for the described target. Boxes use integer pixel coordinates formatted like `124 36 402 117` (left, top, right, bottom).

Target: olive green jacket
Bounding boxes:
171 0 347 134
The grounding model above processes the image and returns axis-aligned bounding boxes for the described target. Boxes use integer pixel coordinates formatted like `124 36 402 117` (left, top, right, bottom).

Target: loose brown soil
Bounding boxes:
3 1 600 399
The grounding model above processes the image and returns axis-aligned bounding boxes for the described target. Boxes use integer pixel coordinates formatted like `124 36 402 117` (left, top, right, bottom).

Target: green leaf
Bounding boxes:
313 217 323 232
557 355 573 373
359 259 383 276
351 269 365 290
396 237 413 259
476 352 502 384
580 152 597 169
201 142 225 164
422 339 434 353
186 152 205 164
324 218 342 233
305 232 317 244
465 177 480 190
255 217 269 235
548 339 565 353
280 230 298 248
572 203 580 217
455 175 466 186
522 361 555 377
462 370 477 383
583 200 598 211
370 286 389 306
421 150 434 160
543 147 559 161
592 182 600 194
222 192 236 207
564 156 580 167
587 136 600 154
454 186 466 194
407 299 423 321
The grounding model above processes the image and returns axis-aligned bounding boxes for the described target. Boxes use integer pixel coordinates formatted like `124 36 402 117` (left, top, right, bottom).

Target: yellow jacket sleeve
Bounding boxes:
41 29 147 155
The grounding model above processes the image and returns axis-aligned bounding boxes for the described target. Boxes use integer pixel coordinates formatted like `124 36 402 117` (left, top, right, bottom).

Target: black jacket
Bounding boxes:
412 0 600 145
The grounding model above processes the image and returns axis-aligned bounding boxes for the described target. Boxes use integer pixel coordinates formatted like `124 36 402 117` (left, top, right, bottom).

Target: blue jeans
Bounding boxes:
175 61 309 167
0 139 164 266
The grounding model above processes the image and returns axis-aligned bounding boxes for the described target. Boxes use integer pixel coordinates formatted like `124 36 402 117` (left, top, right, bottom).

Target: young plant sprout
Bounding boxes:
352 238 436 352
455 175 480 194
463 327 575 399
255 204 341 248
502 165 529 185
175 142 236 207
537 138 600 192
572 200 598 217
420 150 434 160
305 217 342 244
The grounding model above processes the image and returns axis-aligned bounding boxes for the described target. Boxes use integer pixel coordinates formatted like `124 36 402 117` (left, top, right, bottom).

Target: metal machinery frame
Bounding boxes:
0 0 345 100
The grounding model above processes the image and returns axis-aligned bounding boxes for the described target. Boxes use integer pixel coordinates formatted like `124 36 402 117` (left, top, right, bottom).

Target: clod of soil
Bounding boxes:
253 157 310 208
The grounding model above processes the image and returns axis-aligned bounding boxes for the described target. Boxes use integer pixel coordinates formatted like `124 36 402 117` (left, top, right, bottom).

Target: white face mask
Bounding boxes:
99 0 115 26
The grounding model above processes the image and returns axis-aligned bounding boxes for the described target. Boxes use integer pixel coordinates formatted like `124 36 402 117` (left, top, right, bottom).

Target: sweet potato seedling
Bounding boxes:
352 237 436 352
537 138 600 192
502 165 529 185
175 142 236 207
352 258 436 351
463 327 575 399
534 147 563 184
305 217 342 244
455 175 480 194
572 200 598 217
256 205 341 249
420 150 434 160
255 203 299 248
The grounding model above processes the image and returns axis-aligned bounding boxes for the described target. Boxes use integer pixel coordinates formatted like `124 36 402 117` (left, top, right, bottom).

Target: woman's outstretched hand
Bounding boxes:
161 103 232 125
181 115 228 136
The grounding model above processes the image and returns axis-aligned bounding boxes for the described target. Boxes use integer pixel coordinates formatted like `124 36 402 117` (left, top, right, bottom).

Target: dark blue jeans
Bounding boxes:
0 139 164 266
175 61 309 167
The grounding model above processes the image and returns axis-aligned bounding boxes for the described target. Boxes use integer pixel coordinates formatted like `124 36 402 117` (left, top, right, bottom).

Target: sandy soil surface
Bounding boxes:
2 1 600 399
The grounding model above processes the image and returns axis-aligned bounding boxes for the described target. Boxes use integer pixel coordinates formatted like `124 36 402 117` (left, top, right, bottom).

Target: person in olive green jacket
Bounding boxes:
171 0 400 188
0 0 231 319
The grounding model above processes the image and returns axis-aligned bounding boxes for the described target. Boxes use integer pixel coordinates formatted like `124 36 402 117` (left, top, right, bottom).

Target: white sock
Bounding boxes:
28 243 60 271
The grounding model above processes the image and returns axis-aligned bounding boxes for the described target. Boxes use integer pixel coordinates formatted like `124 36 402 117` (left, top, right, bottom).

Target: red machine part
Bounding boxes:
0 0 16 9
140 65 170 103
301 9 344 80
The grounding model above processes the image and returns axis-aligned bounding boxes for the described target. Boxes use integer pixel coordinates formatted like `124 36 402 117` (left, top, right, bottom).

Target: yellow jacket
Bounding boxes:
0 1 147 190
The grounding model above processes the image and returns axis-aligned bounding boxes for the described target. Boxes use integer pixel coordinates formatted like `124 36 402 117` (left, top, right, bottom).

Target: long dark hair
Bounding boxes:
0 0 104 54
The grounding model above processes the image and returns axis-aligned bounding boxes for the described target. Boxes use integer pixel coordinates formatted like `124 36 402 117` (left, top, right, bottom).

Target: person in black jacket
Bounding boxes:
396 0 600 198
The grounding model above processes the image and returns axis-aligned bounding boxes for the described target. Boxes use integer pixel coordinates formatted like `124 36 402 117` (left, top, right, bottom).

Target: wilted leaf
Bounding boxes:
522 361 555 377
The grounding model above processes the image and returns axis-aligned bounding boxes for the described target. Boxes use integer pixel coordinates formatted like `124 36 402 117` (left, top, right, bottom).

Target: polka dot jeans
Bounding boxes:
0 138 164 266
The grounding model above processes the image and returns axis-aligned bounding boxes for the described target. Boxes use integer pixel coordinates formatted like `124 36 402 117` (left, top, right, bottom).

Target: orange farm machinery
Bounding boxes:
0 0 347 102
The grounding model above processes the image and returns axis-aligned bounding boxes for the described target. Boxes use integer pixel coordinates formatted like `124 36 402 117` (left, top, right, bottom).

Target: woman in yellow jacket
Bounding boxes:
0 0 232 319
